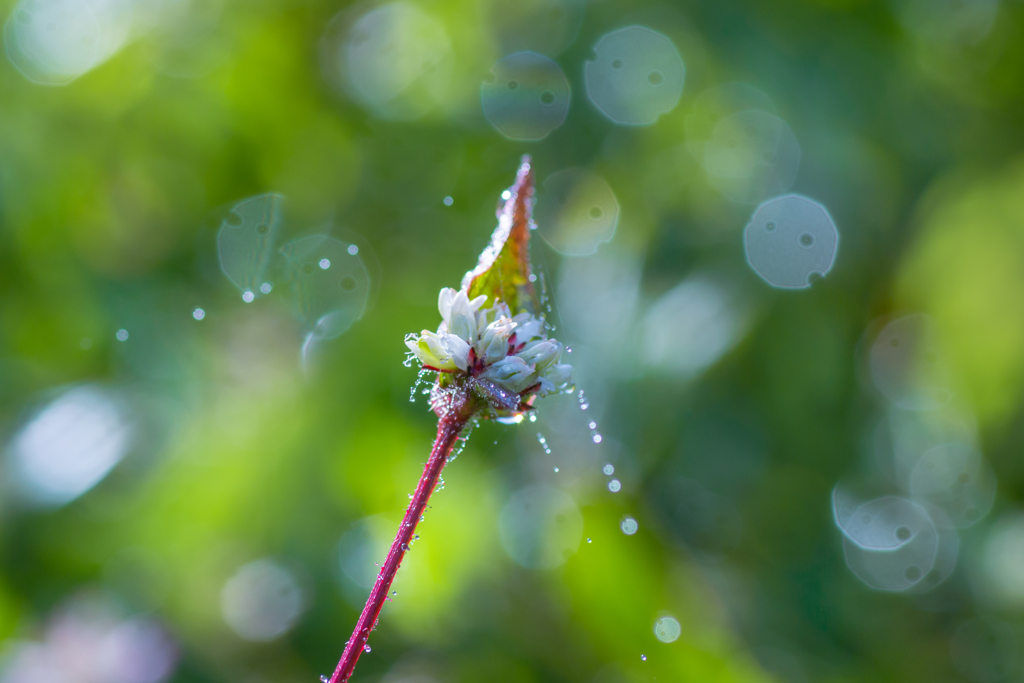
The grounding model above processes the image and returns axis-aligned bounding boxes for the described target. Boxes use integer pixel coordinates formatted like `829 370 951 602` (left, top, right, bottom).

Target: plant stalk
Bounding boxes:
328 411 468 683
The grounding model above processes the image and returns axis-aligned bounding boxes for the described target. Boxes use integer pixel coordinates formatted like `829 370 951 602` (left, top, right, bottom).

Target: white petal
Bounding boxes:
444 333 471 371
449 290 478 342
477 301 511 330
518 340 561 370
438 288 457 322
469 294 489 312
542 363 573 390
477 317 515 365
407 330 457 370
481 356 537 393
511 313 544 342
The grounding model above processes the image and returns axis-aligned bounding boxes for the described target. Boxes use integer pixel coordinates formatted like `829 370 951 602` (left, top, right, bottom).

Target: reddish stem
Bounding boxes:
328 412 468 683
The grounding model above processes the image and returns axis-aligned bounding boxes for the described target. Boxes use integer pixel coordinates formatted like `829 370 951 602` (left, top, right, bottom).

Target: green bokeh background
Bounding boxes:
2 0 1024 681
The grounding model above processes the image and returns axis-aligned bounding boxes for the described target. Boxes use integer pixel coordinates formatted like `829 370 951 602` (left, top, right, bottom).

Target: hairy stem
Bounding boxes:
328 412 468 683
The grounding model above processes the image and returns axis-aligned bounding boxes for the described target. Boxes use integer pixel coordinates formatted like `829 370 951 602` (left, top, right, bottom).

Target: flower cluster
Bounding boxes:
405 288 573 409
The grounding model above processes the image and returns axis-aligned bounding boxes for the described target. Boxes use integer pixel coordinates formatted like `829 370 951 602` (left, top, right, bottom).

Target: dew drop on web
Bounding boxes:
536 432 551 454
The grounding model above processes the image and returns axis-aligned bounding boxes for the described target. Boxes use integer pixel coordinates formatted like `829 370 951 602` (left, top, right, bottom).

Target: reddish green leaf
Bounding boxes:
462 155 540 317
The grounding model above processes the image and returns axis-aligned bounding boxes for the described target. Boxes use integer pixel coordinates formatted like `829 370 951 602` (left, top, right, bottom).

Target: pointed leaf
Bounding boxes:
462 155 540 316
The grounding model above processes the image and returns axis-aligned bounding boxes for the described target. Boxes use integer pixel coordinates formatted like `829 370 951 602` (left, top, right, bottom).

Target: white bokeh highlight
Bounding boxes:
534 168 618 256
744 195 838 289
220 559 304 641
481 51 570 141
6 385 133 506
584 26 684 126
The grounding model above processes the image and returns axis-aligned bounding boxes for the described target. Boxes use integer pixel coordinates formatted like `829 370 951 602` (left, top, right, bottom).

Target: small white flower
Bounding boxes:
476 317 516 365
510 312 544 343
539 363 573 395
405 330 470 371
438 288 487 343
444 333 471 371
518 339 561 371
480 355 537 393
410 287 572 411
476 301 511 331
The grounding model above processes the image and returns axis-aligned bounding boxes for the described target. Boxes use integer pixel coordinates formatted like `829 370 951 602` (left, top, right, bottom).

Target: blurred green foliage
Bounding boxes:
2 0 1024 682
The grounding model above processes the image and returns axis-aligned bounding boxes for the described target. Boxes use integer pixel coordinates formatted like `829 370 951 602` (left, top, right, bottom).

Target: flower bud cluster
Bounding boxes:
405 288 573 404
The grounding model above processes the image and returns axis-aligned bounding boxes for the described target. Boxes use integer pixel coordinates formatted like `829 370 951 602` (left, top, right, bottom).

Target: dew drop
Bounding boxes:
115 328 129 342
592 434 603 444
577 389 590 411
347 244 359 256
603 463 615 476
260 282 273 294
589 421 597 430
620 516 638 535
443 196 454 206
321 676 330 683
242 290 255 303
319 258 331 269
608 479 621 493
192 307 206 321
363 644 371 653
536 432 552 454
529 413 537 423
641 654 647 662
587 537 592 543
554 467 560 473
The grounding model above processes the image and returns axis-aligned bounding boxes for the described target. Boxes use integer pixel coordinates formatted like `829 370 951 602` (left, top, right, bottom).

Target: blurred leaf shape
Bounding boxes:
897 162 1024 425
280 235 371 340
217 193 285 298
